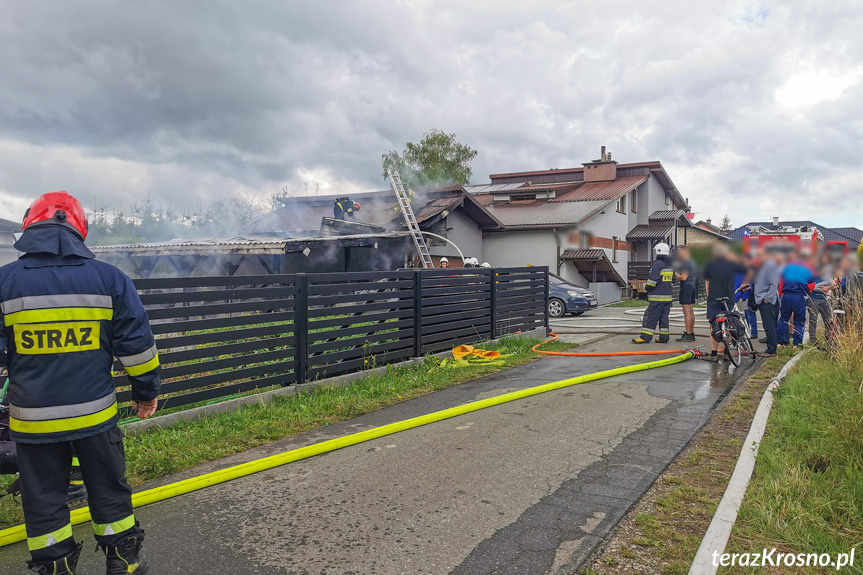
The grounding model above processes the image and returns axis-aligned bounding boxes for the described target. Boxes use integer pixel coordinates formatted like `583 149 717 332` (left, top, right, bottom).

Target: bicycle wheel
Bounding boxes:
740 336 755 359
724 334 742 366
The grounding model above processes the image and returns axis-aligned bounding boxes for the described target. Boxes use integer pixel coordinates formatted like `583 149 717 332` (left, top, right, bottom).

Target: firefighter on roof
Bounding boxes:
0 191 160 575
633 242 675 344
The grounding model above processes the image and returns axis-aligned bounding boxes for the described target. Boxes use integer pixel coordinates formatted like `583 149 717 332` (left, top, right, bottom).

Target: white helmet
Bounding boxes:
439 256 448 264
653 242 671 256
469 257 480 266
480 262 491 268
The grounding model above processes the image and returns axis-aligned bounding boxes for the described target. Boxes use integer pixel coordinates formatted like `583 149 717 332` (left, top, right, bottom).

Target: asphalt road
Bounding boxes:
0 320 758 575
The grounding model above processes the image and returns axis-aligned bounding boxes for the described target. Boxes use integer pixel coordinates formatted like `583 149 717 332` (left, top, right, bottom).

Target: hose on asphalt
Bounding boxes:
0 349 695 548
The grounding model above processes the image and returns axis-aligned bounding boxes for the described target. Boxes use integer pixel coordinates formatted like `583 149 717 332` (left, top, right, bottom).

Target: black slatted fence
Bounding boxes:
116 267 547 413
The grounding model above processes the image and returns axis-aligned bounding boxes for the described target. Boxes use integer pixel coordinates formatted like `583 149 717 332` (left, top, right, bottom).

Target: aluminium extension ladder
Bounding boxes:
387 167 434 269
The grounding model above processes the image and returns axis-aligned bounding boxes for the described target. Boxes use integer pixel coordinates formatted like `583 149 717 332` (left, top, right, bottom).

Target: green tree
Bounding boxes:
382 129 478 187
720 214 732 234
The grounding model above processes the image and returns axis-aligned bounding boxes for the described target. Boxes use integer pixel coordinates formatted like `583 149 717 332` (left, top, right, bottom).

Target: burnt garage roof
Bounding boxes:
244 186 502 236
89 233 406 257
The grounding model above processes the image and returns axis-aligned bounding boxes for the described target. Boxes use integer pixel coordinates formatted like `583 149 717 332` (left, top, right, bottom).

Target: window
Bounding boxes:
630 190 637 213
616 195 627 214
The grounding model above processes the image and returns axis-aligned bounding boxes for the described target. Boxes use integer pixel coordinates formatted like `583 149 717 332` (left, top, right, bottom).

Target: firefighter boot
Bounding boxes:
27 542 83 574
66 467 87 504
101 530 149 574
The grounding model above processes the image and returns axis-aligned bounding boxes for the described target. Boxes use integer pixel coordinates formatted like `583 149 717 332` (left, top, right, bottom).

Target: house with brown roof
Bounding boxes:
467 147 692 302
0 216 21 266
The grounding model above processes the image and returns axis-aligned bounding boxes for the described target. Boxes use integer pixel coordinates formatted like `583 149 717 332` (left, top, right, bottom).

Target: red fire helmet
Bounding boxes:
22 191 89 240
353 201 361 211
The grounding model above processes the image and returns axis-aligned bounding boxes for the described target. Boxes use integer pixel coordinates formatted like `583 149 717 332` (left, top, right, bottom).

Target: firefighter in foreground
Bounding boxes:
0 191 161 574
633 242 674 344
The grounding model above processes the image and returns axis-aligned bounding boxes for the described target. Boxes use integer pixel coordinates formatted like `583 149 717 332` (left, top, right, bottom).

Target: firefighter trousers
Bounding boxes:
641 302 672 341
18 426 139 562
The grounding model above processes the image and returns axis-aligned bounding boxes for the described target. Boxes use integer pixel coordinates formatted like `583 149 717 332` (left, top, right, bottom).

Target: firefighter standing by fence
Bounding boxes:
633 242 674 344
0 192 160 575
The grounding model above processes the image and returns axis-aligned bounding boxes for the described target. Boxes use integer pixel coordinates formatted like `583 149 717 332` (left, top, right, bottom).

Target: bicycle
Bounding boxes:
713 296 751 367
732 287 757 358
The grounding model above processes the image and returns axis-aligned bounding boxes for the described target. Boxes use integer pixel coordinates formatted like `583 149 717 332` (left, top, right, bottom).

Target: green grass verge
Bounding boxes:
606 299 649 307
0 335 573 530
723 350 863 572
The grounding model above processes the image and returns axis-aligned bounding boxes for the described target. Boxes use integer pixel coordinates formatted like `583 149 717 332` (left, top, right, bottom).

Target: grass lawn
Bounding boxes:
0 334 573 530
722 349 863 572
607 299 649 307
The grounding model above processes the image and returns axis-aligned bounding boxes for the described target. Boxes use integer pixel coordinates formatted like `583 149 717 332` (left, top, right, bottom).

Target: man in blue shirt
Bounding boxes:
778 249 817 348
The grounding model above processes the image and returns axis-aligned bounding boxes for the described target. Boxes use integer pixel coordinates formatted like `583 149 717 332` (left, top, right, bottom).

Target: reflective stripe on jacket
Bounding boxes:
0 226 161 443
646 256 674 303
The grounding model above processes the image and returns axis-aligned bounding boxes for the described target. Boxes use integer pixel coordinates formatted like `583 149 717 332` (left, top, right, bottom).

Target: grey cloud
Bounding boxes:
0 0 862 227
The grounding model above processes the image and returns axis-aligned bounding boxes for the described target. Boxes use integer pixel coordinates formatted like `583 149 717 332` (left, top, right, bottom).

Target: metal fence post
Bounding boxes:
295 273 308 384
490 268 498 340
413 269 423 357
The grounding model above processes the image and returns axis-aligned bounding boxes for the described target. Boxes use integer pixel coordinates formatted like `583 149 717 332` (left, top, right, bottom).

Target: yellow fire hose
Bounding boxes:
0 351 693 547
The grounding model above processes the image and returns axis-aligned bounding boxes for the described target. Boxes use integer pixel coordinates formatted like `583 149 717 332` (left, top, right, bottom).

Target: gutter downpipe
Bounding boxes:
554 228 562 275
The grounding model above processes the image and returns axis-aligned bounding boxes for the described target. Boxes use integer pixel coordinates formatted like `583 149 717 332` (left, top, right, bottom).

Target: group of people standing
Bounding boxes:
635 240 862 359
749 245 856 355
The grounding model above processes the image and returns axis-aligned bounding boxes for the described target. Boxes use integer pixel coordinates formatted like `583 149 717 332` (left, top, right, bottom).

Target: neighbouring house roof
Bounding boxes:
466 200 610 228
244 186 502 236
729 221 862 248
466 176 647 229
487 160 687 210
831 227 863 244
695 220 723 234
626 225 675 241
560 249 626 286
0 217 20 232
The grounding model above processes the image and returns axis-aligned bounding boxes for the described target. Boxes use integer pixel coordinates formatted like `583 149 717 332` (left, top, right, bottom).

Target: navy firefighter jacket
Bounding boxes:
0 226 161 444
645 255 674 303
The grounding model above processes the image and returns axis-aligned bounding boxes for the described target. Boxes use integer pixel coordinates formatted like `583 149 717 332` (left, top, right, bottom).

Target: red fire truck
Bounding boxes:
743 224 820 256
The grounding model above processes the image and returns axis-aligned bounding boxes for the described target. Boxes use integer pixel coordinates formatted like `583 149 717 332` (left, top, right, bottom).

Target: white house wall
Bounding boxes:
579 204 631 283
483 228 562 272
428 208 483 263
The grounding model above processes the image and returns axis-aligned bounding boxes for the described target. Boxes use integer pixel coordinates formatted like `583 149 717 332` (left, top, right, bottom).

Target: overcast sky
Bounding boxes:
1 1 861 230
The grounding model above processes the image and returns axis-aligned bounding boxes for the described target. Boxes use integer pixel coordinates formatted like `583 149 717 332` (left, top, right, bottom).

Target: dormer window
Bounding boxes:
492 190 556 204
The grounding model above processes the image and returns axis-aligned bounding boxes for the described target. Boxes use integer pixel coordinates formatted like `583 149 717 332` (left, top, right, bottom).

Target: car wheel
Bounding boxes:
548 298 565 318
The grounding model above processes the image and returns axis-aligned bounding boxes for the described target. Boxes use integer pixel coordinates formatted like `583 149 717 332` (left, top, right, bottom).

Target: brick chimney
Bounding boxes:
582 146 617 182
